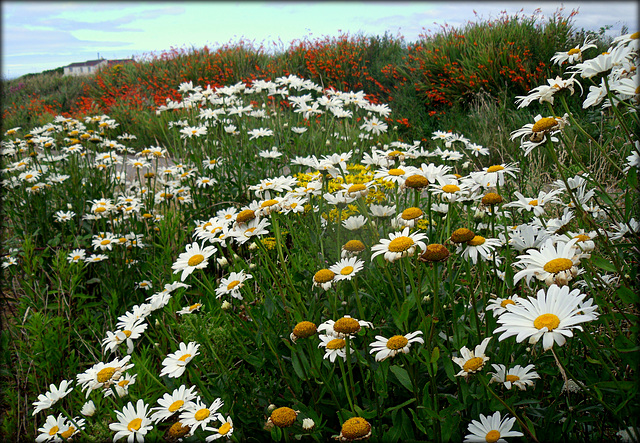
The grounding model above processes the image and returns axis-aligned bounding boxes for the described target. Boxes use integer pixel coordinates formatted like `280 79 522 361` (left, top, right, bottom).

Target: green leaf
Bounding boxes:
616 286 639 304
390 365 413 392
590 255 617 273
291 351 306 380
430 346 440 364
597 381 635 391
384 398 416 414
523 415 537 440
353 405 377 419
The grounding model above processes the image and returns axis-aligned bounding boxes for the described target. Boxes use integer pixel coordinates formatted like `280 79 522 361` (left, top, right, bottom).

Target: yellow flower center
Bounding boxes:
531 117 558 133
506 374 521 383
60 427 75 439
631 31 640 39
419 243 450 262
118 379 130 388
404 174 430 188
73 255 80 260
343 240 365 252
388 168 405 176
236 209 256 224
178 353 192 362
24 174 33 180
468 235 486 246
100 239 111 245
326 338 346 350
442 184 460 193
292 321 317 339
49 426 59 436
463 357 485 373
401 207 423 220
195 408 210 421
487 165 505 173
574 234 590 242
528 199 539 206
341 417 371 440
348 184 367 193
189 303 201 311
188 254 205 267
314 269 335 283
543 258 573 273
168 422 190 438
386 335 409 350
227 280 241 290
500 299 516 308
270 407 297 427
143 213 153 219
168 400 185 412
534 313 560 331
388 236 414 252
567 48 581 56
340 266 355 275
95 207 107 213
388 150 403 157
451 228 475 243
218 422 232 435
97 367 116 383
485 429 501 443
127 418 142 432
261 199 278 208
334 317 361 334
482 193 503 205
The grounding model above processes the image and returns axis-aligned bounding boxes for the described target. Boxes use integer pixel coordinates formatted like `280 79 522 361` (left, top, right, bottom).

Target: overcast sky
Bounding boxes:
2 1 638 79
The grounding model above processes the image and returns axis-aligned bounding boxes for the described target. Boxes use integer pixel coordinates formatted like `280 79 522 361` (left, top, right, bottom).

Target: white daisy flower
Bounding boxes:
35 413 66 442
493 284 598 351
485 295 523 318
32 380 74 415
329 257 365 282
342 215 367 231
456 235 502 265
370 227 427 262
205 415 234 441
150 385 198 423
369 331 424 361
160 342 201 378
452 337 492 378
312 268 336 291
489 364 540 390
215 270 253 300
463 411 523 442
513 238 581 286
318 334 353 362
76 355 134 398
179 397 224 434
171 242 218 282
109 399 153 443
177 302 203 315
396 207 424 228
317 315 373 338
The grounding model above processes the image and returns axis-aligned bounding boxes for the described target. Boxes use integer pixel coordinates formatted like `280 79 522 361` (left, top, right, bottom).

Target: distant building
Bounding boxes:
63 58 135 76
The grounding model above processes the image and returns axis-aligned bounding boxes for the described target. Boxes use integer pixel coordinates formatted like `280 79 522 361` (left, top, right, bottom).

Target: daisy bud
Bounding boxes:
302 418 315 431
267 404 277 413
221 301 232 311
216 257 228 267
80 400 96 416
248 242 258 251
249 263 257 270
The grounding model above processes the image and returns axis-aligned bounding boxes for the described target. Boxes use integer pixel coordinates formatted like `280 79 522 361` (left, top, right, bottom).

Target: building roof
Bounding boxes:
64 58 135 69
